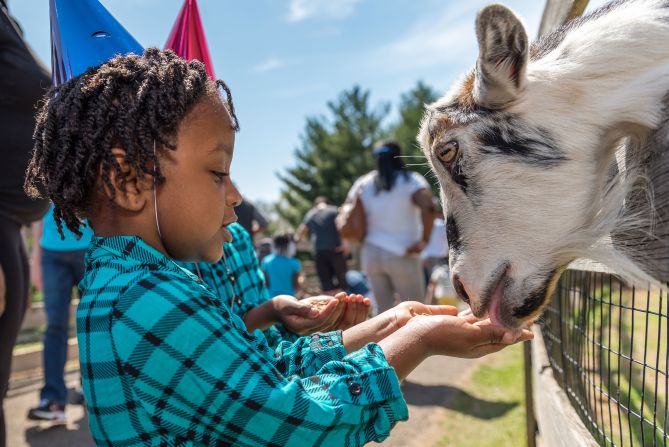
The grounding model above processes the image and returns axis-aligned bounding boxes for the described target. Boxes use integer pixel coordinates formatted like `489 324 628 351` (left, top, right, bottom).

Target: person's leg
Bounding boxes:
387 254 427 303
70 249 87 405
39 249 74 406
0 217 30 447
314 250 336 292
331 251 349 290
361 244 395 314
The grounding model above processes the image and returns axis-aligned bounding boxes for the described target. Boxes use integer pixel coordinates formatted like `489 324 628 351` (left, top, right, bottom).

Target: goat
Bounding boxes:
418 0 669 328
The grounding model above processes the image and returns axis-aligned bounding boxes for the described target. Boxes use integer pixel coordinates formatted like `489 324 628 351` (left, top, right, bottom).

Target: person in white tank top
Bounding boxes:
346 140 435 313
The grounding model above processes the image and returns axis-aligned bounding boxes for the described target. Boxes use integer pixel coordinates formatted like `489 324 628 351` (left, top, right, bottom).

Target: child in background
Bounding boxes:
25 49 532 446
261 233 302 297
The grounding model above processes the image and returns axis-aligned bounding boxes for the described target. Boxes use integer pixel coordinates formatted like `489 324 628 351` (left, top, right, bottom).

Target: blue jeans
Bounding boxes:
40 248 86 405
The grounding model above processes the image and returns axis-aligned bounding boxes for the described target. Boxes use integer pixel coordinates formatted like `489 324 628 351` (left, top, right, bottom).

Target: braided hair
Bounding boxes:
24 48 239 237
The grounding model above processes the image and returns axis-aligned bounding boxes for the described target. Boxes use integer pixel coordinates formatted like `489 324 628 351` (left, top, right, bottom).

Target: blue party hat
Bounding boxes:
50 0 143 86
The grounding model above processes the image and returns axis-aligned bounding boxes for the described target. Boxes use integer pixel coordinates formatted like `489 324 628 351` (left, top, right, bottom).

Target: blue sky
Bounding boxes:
10 0 607 203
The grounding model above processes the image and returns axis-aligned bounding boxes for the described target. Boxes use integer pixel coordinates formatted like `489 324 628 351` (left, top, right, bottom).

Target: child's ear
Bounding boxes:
103 148 154 211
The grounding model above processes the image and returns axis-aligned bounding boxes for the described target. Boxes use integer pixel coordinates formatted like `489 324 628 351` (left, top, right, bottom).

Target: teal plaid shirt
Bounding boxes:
177 223 298 347
77 234 407 446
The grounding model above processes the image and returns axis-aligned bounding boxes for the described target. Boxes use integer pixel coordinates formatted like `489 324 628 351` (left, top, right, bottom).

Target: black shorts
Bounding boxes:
314 250 348 291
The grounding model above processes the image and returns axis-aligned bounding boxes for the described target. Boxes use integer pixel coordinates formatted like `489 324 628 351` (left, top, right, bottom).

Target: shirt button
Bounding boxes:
349 383 362 396
327 341 334 347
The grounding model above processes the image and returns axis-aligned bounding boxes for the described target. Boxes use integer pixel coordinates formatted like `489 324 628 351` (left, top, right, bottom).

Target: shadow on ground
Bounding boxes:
402 380 518 420
8 376 95 447
24 410 91 447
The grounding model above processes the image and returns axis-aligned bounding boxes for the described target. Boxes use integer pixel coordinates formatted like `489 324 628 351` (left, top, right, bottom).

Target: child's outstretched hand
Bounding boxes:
391 301 459 328
273 294 346 335
336 293 372 330
405 313 533 359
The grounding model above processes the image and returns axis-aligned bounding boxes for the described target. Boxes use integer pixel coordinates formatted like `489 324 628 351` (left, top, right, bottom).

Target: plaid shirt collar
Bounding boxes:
85 235 202 284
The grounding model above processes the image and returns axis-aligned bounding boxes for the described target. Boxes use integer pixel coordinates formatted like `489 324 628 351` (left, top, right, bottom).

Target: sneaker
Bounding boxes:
27 400 66 423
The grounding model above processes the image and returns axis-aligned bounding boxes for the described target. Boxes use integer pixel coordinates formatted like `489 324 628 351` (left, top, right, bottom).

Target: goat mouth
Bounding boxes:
511 267 565 322
476 262 510 320
488 279 507 328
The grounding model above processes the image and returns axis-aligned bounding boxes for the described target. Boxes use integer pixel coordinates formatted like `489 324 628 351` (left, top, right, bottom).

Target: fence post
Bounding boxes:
524 340 537 447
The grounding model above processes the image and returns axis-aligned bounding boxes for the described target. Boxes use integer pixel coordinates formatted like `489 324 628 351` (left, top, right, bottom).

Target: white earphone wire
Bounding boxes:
153 140 163 240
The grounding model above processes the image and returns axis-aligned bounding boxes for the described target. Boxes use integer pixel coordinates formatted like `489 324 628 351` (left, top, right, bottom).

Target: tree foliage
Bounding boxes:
276 82 440 227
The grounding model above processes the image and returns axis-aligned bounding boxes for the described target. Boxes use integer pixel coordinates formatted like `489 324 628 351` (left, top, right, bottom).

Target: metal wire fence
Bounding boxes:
541 269 668 446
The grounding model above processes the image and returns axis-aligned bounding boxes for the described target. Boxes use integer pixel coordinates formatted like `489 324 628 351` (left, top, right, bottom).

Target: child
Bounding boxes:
261 233 302 297
25 49 531 446
180 222 370 341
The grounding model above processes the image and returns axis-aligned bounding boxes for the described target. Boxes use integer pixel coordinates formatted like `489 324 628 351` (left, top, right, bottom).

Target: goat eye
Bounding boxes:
437 140 459 164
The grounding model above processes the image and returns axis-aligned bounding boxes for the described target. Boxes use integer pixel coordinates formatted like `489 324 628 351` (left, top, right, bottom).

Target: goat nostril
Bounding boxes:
452 275 470 304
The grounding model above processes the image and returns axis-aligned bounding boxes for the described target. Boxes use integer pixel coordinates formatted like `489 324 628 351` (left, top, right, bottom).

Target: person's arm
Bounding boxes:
292 272 301 292
243 297 284 331
407 187 434 255
30 220 43 292
262 268 270 288
293 259 302 292
425 280 436 305
243 294 341 333
345 309 533 381
340 301 453 353
295 223 309 242
114 282 409 446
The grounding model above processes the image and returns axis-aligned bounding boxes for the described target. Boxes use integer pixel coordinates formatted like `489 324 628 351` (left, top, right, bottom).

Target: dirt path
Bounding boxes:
381 356 481 447
7 356 481 447
6 370 93 447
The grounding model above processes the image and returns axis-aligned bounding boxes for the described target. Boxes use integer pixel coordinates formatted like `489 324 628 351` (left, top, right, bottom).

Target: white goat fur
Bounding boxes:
418 0 669 327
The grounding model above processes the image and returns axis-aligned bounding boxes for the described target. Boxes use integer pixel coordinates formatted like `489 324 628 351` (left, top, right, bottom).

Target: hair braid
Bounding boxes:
24 48 239 237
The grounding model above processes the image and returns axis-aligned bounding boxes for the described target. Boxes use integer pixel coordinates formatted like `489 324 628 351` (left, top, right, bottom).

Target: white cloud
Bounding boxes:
363 1 545 76
287 0 363 22
253 57 288 73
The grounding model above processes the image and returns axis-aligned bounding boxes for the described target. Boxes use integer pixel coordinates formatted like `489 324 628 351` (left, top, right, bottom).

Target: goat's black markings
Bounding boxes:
479 123 566 167
513 269 557 318
513 287 547 318
450 158 468 194
446 214 462 253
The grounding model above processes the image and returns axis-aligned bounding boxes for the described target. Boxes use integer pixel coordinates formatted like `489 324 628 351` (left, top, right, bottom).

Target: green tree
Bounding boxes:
276 81 441 226
277 86 389 226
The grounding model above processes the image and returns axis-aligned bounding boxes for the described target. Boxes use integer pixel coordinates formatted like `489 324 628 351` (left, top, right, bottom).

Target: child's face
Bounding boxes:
157 94 241 263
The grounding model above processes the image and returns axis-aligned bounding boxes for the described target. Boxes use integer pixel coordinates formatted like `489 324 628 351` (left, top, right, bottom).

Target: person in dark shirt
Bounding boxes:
0 2 51 445
297 196 348 293
234 197 268 239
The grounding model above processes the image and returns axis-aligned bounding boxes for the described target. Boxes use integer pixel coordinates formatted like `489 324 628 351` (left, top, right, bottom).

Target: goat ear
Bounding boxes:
473 4 528 109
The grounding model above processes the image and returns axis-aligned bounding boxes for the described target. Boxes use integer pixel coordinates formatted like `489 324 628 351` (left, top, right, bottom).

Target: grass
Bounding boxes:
437 343 527 447
545 271 668 446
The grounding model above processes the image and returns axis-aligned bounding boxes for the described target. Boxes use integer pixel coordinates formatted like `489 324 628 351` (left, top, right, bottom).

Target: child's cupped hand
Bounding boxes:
404 312 534 359
388 301 460 329
336 293 371 330
273 292 371 335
